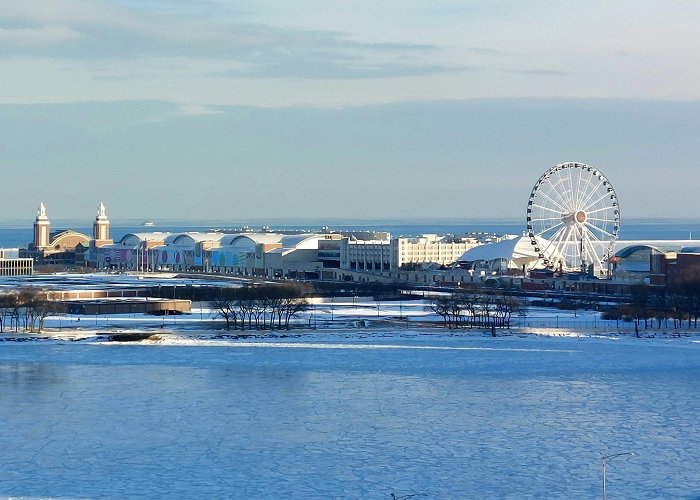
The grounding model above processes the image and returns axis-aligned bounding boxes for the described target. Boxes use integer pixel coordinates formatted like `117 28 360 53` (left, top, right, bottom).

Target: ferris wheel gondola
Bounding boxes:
526 162 620 276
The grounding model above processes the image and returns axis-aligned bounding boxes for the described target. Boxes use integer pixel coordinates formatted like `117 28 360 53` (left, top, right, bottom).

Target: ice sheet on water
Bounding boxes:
128 334 579 353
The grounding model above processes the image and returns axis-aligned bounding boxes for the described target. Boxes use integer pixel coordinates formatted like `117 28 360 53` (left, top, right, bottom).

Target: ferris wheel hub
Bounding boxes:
575 210 587 223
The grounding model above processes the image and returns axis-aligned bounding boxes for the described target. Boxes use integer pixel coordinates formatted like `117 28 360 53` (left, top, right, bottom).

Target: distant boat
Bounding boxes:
142 220 155 227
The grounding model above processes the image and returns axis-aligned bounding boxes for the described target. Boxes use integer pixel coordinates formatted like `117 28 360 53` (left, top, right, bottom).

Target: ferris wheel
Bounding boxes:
526 162 620 276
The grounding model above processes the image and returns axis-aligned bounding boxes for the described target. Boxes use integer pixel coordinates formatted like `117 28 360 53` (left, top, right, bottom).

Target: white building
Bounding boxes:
458 236 548 275
0 248 33 276
392 234 481 269
340 233 392 272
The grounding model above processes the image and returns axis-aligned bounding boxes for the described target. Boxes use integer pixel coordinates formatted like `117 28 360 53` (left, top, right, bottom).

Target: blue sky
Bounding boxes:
1 0 698 222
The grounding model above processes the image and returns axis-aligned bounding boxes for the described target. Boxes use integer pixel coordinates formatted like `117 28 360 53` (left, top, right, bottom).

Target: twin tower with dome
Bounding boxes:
27 202 112 265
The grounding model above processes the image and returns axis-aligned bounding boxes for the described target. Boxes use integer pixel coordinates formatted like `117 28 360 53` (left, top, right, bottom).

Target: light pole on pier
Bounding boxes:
600 451 635 500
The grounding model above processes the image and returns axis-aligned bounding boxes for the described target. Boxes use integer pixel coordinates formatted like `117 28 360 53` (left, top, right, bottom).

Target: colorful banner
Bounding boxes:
102 247 133 264
154 249 194 266
207 250 254 268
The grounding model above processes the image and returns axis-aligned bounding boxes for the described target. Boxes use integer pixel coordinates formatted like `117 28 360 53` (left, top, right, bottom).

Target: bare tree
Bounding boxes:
629 284 651 330
209 297 236 331
427 296 451 328
9 288 64 333
0 292 17 333
34 299 65 333
282 296 309 330
494 292 526 328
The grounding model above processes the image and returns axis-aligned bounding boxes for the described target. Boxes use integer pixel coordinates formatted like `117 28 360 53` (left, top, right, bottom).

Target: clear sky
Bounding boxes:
1 0 699 222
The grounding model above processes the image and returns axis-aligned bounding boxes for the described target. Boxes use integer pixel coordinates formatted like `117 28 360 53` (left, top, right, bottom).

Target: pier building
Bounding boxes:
0 248 33 276
17 202 700 290
23 202 107 266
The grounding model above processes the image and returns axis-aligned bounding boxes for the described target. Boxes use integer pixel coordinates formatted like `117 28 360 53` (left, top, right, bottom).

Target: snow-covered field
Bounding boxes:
1 324 699 499
5 294 684 338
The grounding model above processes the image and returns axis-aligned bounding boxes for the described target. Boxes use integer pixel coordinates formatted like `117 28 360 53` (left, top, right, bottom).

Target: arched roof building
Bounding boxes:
206 233 335 274
613 240 696 258
49 230 90 252
165 232 228 247
458 235 553 273
612 240 700 280
118 232 172 246
459 236 700 280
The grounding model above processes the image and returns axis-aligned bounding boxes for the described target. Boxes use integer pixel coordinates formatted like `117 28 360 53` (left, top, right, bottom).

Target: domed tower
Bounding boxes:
33 202 51 249
92 202 112 247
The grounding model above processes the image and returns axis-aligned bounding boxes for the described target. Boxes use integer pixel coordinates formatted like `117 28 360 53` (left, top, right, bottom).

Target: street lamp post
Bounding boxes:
600 451 635 500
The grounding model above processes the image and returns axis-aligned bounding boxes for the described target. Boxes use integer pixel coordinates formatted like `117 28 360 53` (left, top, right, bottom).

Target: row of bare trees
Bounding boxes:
209 284 310 331
0 288 65 333
607 279 700 330
429 288 527 329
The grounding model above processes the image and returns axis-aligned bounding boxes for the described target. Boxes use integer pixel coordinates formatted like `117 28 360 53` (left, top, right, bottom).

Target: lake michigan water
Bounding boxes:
0 336 699 499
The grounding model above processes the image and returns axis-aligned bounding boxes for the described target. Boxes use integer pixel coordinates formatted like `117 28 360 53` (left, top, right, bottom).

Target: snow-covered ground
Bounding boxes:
6 296 693 341
1 300 699 499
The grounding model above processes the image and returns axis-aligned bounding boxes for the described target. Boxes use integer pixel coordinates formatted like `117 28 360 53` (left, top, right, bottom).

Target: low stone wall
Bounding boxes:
64 298 191 315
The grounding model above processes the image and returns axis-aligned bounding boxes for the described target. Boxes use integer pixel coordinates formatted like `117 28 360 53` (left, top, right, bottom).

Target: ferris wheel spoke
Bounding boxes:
555 168 576 210
533 190 569 214
579 187 604 211
538 225 567 255
586 234 608 263
536 214 573 265
564 167 580 209
578 173 608 206
551 170 570 210
582 227 605 243
583 222 608 238
578 171 597 208
539 187 569 215
584 223 613 235
531 202 566 216
583 206 615 216
582 190 613 212
559 228 580 269
586 217 615 225
548 225 576 267
545 171 572 212
533 220 566 239
586 232 614 249
583 230 614 258
584 221 616 239
584 219 616 236
582 237 603 267
564 168 579 209
574 168 586 207
529 216 563 222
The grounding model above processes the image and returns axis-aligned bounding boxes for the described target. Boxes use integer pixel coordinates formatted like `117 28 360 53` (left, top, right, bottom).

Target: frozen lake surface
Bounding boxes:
1 332 699 499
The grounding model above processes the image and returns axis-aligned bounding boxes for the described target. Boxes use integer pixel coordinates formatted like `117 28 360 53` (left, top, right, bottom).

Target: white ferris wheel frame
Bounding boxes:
526 162 620 275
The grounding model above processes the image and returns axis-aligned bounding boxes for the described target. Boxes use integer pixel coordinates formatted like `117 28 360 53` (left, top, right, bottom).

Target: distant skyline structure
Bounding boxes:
1 1 699 221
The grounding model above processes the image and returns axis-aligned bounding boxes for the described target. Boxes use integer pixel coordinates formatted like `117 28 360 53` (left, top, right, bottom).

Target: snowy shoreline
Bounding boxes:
2 324 699 348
